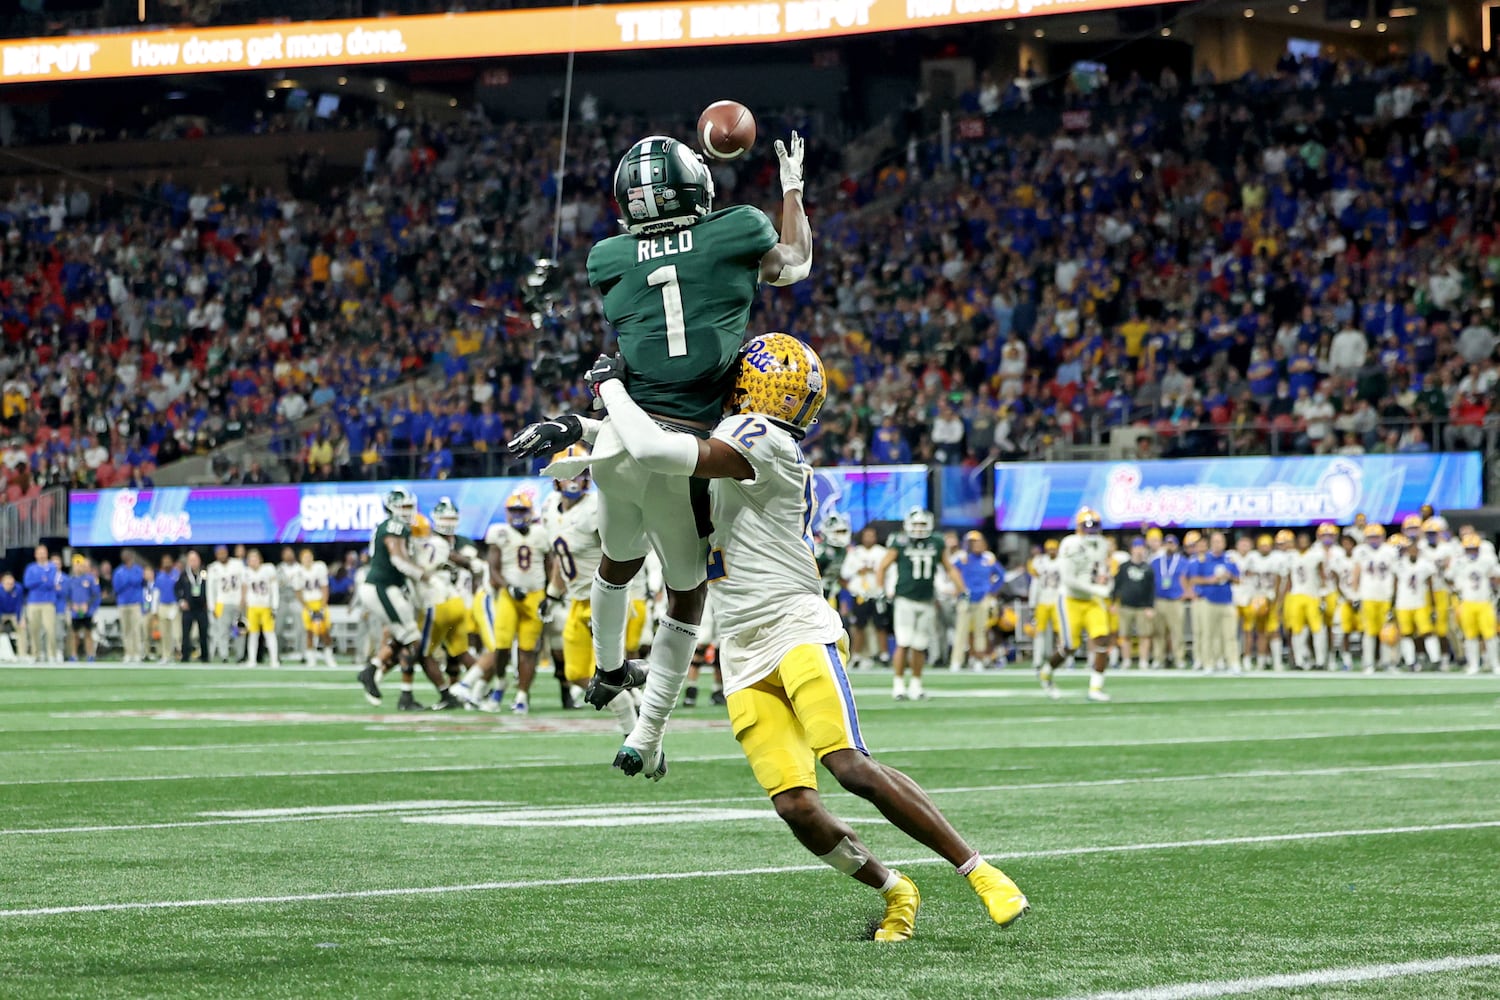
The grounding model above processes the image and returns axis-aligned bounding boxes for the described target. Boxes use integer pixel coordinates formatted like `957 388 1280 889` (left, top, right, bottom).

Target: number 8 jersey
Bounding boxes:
551 492 604 603
483 523 547 594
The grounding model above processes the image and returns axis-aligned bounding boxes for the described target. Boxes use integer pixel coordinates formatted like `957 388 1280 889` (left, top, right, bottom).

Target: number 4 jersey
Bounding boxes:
587 205 778 426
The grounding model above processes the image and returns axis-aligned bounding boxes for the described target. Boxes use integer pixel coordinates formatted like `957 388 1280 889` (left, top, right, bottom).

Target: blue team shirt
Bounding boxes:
65 574 101 614
155 568 181 605
1150 551 1189 600
0 584 22 617
1188 554 1238 604
113 565 146 608
951 550 1001 603
22 562 58 606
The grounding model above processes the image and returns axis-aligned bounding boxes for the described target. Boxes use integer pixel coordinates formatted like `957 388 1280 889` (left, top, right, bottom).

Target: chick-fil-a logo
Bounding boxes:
110 491 193 544
1102 460 1363 526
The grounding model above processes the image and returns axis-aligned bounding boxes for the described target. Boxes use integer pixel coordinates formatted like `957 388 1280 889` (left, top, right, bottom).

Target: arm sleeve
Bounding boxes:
597 380 700 477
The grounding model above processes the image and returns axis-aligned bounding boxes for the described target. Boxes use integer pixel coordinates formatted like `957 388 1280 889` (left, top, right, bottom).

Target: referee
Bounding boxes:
1113 537 1156 671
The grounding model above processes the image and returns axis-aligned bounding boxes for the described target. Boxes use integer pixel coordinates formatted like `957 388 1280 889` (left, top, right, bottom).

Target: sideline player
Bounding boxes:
1453 531 1500 674
207 545 246 663
1317 524 1355 671
1421 517 1459 665
815 513 851 604
1242 533 1288 672
295 548 337 668
571 331 1028 939
241 548 280 669
1041 508 1113 702
510 130 814 773
877 509 965 701
1393 536 1443 671
1028 539 1061 673
1351 522 1399 673
1283 530 1329 670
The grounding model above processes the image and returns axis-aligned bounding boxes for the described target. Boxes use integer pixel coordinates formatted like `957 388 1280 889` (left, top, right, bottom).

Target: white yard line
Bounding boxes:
3 759 1497 837
7 722 1500 787
1055 953 1500 1000
2 818 1497 918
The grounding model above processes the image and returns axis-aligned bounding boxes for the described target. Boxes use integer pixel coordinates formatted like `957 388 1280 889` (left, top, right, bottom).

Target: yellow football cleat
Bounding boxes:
874 873 921 943
967 862 1030 928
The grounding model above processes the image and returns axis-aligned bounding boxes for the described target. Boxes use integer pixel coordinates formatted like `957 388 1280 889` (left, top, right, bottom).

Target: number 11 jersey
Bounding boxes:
587 205 778 426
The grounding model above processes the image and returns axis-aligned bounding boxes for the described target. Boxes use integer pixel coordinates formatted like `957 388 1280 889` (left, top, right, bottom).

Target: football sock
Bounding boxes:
589 573 631 679
460 665 484 689
246 632 260 667
892 677 906 697
878 870 902 893
1313 630 1329 668
1270 638 1284 670
1486 638 1500 672
627 616 699 749
1291 633 1310 668
908 677 924 699
1424 635 1442 665
955 852 982 877
1399 637 1417 668
609 689 638 733
1038 663 1053 685
1088 671 1105 694
400 681 414 693
1465 638 1481 672
267 635 279 669
323 647 336 667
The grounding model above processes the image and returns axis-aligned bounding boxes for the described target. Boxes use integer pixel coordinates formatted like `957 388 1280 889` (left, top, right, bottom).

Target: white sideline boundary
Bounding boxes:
8 722 1500 787
3 758 1497 837
2 818 1498 918
1056 953 1500 1000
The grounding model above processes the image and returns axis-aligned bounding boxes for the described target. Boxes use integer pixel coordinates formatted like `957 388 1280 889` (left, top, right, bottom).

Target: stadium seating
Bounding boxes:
2 54 1497 487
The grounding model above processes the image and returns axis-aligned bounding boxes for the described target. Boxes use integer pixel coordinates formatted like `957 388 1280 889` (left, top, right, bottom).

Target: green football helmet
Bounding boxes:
383 487 417 525
613 135 715 236
431 496 460 536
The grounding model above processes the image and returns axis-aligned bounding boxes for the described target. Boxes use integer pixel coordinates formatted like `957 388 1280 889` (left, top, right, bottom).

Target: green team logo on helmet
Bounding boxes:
614 135 715 236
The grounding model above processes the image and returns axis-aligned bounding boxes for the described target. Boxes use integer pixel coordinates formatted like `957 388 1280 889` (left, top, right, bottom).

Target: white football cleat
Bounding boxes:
1086 689 1112 702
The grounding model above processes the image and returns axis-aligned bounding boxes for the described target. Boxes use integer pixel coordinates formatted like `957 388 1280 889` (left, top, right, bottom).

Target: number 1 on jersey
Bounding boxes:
647 264 688 358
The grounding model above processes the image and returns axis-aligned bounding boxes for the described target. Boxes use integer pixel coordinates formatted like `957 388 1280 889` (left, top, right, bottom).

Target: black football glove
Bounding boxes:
508 413 585 460
507 585 528 603
584 352 628 399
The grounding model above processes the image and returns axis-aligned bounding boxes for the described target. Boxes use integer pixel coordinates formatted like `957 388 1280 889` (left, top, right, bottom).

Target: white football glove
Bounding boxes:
775 131 804 196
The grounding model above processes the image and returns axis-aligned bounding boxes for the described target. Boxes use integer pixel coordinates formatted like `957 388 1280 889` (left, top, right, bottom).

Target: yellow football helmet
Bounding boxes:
1402 514 1423 535
410 512 431 538
1256 533 1274 552
730 333 827 433
1075 507 1102 533
1462 532 1481 551
1250 595 1270 619
552 443 591 499
505 489 535 528
1274 529 1294 548
1043 538 1059 554
1364 523 1386 543
1317 522 1338 540
1423 516 1448 535
1379 621 1400 646
1183 530 1202 547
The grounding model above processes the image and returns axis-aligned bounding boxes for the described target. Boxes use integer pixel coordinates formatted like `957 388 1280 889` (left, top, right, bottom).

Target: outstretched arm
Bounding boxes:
595 377 752 480
758 133 811 287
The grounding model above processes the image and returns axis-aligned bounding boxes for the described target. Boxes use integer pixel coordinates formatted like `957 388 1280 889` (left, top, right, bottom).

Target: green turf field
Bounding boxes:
2 664 1499 999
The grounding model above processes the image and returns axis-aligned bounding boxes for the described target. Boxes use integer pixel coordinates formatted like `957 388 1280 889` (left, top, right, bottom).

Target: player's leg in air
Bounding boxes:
576 333 1027 939
738 642 1028 942
508 128 813 775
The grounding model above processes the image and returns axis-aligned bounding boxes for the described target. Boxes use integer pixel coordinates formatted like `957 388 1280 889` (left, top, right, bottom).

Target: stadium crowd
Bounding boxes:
1 49 1499 496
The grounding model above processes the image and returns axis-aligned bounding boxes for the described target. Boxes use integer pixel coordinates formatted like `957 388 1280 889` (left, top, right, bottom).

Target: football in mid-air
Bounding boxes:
698 100 756 161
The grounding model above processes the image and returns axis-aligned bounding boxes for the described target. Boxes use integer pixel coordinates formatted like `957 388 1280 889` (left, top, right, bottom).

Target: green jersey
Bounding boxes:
587 205 778 425
365 516 411 589
816 541 847 598
892 534 945 602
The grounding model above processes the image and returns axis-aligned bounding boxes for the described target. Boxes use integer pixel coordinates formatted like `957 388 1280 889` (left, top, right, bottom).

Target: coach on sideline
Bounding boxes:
1151 534 1190 670
176 551 211 664
1188 531 1241 674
